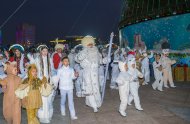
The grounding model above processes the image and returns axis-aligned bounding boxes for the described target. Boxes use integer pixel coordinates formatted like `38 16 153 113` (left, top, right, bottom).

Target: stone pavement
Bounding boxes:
0 82 190 124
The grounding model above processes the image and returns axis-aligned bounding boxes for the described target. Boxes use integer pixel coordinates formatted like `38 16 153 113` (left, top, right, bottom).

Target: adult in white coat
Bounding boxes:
116 62 133 117
127 57 144 111
141 51 153 85
161 49 176 88
75 35 109 112
27 45 55 123
152 54 164 91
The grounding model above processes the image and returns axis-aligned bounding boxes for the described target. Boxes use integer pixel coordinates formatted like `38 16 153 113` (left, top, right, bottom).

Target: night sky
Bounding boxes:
0 0 122 44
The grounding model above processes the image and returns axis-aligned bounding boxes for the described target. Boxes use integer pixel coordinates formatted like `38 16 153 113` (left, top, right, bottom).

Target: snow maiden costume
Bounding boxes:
27 45 55 123
9 44 28 79
75 36 110 112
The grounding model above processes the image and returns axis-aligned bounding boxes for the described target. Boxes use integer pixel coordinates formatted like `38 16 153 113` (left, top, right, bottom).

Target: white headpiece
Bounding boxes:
81 35 95 47
162 49 170 54
37 45 49 52
55 44 64 50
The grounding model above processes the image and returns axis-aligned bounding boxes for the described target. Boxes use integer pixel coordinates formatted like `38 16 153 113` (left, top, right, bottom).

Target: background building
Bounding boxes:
119 0 190 50
16 23 35 46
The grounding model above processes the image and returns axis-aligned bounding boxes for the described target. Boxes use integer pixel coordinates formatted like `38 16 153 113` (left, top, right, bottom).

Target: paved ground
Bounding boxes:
0 82 190 124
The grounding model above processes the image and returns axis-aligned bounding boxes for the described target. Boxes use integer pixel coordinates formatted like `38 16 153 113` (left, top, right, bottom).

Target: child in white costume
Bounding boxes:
116 62 133 117
141 51 153 85
127 57 144 111
56 57 78 120
161 49 176 88
152 54 164 91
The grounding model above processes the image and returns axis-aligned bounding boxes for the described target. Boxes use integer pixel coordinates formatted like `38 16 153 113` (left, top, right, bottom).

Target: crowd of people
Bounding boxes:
0 35 177 124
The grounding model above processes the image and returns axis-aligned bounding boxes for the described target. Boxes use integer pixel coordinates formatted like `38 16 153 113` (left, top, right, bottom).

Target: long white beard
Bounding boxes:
85 47 99 64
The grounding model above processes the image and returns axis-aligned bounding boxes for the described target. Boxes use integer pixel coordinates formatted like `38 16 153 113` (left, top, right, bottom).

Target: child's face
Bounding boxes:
62 59 69 67
156 55 160 61
132 64 135 68
124 64 128 71
87 43 93 48
57 48 62 53
41 48 48 56
12 67 18 75
15 49 21 57
31 68 37 78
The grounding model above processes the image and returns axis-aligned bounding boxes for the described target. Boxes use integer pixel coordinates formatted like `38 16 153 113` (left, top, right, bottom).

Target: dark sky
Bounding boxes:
0 0 122 44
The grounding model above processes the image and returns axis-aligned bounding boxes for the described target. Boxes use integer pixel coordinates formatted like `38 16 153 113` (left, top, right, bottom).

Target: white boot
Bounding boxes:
136 107 143 111
152 83 157 90
119 110 127 117
93 107 98 113
61 111 66 116
170 84 176 88
110 85 116 89
158 88 163 92
71 116 78 120
164 85 169 88
76 92 82 97
128 103 132 106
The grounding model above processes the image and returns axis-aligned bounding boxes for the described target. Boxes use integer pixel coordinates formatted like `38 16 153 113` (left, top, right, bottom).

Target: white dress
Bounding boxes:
28 54 54 123
152 60 164 91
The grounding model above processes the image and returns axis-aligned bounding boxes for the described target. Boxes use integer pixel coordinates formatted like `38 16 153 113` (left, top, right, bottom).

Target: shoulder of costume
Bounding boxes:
57 67 63 71
53 52 60 57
